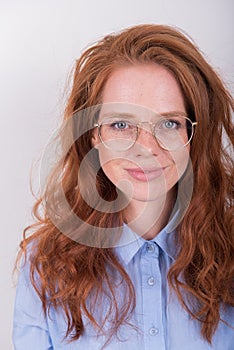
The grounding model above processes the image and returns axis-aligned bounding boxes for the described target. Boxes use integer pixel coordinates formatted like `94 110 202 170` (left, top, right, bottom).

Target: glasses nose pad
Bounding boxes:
153 130 167 150
138 122 154 136
135 123 162 152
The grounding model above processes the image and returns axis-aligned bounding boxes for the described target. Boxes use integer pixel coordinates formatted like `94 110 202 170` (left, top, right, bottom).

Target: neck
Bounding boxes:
124 188 176 240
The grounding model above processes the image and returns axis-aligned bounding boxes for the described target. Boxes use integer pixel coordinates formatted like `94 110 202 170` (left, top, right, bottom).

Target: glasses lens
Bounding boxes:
99 119 137 151
154 116 194 151
98 116 195 152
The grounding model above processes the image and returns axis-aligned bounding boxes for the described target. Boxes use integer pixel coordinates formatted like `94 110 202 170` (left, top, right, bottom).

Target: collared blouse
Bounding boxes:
13 222 234 350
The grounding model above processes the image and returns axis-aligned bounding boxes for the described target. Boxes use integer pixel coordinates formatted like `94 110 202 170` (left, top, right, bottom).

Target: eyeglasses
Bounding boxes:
94 115 197 152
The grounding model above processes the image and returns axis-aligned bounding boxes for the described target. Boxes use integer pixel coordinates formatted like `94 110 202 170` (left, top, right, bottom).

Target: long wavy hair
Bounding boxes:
18 24 234 344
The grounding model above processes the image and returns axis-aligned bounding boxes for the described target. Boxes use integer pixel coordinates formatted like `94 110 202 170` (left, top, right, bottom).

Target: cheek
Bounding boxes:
167 148 190 184
98 147 121 183
101 160 118 183
102 160 133 198
99 151 134 197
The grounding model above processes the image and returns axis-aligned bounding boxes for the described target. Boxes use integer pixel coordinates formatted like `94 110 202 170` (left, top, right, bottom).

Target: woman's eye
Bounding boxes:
161 119 180 129
112 121 129 129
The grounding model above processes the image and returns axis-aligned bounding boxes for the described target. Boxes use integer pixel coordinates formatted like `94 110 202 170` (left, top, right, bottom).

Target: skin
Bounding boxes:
92 63 190 239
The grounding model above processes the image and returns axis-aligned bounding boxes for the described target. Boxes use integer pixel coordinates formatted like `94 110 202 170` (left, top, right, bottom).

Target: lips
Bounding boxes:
125 167 165 181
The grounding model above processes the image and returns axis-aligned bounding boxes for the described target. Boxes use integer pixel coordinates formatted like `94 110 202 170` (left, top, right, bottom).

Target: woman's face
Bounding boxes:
92 63 190 204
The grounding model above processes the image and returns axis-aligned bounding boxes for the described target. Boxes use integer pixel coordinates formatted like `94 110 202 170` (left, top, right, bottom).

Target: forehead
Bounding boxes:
100 102 154 120
101 63 186 114
99 102 187 123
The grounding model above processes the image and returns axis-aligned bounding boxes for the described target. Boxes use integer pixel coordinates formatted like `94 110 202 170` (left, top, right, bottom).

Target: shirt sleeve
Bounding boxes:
13 255 53 350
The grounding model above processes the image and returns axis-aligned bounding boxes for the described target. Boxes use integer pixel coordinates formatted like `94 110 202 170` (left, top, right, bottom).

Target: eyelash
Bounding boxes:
109 119 182 130
160 120 181 129
110 121 133 129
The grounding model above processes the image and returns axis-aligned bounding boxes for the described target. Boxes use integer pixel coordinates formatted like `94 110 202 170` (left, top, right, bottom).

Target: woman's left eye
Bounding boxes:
162 120 180 129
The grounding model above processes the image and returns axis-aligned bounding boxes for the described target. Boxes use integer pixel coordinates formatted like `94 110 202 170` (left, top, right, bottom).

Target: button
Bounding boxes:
147 277 155 286
146 243 155 253
149 327 159 336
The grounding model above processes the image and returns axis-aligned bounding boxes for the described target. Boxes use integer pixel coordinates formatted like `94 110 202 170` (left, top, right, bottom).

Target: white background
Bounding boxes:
0 0 233 349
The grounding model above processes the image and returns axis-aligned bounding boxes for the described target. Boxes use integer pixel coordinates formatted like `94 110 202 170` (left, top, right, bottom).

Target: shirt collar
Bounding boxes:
115 206 181 266
114 225 144 266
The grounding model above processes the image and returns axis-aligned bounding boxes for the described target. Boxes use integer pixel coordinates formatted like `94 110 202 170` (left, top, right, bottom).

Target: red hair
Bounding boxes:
18 24 234 344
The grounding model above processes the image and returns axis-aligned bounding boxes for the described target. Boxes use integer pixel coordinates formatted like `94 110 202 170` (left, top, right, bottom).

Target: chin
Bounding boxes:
128 181 177 202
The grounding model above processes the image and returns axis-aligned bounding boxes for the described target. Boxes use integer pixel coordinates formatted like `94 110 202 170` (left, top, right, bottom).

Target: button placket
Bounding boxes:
141 242 165 348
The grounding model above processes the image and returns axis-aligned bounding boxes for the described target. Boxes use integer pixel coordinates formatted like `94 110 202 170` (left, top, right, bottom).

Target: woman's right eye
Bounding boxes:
111 121 129 130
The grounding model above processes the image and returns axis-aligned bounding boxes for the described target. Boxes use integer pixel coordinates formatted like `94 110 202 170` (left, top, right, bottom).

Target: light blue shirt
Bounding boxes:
13 221 234 350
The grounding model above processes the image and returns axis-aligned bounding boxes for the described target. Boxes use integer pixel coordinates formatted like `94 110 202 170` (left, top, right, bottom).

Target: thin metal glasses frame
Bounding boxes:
94 117 198 152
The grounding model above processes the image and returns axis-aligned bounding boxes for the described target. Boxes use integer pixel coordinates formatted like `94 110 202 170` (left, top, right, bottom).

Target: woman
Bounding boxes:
13 24 234 349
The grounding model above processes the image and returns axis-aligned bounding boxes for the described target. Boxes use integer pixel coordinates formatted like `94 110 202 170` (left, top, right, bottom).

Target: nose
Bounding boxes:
135 126 162 156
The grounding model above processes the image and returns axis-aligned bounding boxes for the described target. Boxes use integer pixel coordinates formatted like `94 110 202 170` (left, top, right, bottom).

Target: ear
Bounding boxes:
91 129 100 149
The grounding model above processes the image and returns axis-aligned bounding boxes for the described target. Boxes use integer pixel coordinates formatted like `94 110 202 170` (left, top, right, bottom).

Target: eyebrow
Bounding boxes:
99 112 138 121
160 111 187 117
99 110 187 121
